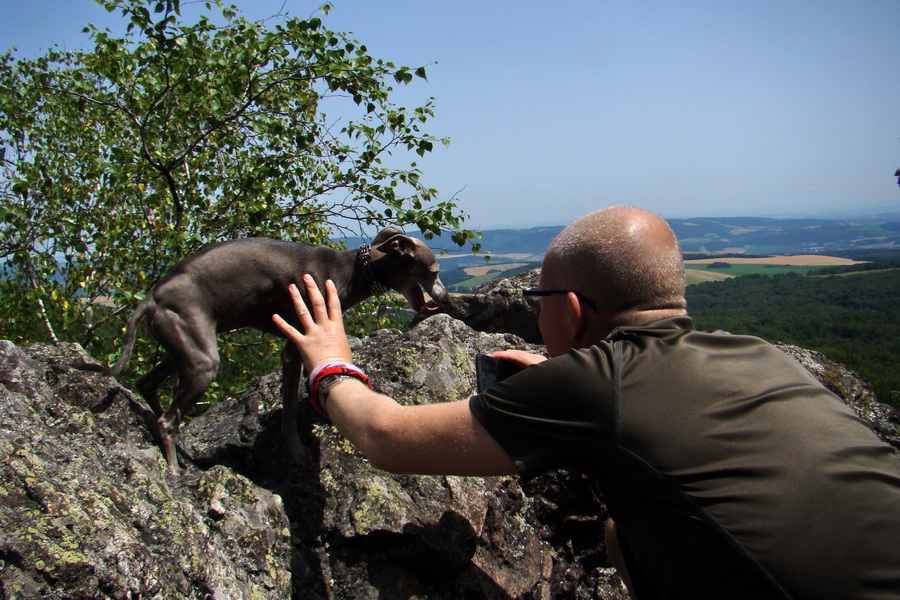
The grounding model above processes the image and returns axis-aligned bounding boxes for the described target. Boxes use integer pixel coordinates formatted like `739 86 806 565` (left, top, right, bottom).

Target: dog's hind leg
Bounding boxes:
281 343 311 467
136 355 176 417
155 352 219 474
148 311 220 474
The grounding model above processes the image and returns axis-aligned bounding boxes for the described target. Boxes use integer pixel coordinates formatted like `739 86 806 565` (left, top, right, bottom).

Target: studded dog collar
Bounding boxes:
358 244 389 296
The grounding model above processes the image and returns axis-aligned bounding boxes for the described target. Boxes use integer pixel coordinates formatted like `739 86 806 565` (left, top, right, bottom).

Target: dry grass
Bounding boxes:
685 270 733 285
684 254 865 266
464 263 527 277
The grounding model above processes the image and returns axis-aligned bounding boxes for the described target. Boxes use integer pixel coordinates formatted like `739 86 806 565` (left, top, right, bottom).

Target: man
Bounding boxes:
273 206 900 599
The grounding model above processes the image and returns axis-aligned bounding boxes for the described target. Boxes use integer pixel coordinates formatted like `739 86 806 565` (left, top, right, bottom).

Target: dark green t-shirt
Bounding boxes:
470 317 900 599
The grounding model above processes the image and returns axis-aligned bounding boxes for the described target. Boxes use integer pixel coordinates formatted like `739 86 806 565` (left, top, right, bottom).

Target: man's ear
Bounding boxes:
566 291 592 345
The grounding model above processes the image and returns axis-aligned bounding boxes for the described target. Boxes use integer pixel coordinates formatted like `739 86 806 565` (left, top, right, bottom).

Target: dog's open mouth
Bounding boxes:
417 285 442 312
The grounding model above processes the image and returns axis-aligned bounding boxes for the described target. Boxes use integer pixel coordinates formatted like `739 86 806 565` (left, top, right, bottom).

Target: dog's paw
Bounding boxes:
167 464 190 477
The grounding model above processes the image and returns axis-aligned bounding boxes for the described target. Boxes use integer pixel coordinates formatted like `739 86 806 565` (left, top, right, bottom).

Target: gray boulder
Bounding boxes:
444 269 543 343
180 314 626 599
0 340 291 599
0 317 627 600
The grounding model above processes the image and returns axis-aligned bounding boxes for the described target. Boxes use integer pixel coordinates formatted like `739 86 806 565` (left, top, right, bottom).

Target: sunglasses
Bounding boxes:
522 289 597 311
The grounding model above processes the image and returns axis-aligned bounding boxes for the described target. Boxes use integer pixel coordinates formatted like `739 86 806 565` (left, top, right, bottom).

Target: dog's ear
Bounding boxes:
374 233 417 257
372 227 404 246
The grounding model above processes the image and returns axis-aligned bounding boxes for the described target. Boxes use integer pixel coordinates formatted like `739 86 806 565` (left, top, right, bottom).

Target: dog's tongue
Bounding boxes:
416 285 442 312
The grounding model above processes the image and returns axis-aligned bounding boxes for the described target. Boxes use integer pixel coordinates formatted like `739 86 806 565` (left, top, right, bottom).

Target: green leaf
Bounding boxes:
0 0 477 355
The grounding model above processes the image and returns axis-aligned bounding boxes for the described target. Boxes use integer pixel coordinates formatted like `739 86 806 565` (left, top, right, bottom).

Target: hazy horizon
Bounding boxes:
479 206 900 231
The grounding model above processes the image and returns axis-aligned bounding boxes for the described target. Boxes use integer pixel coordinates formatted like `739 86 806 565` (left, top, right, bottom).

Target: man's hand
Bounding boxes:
490 349 547 369
272 274 353 371
273 275 519 478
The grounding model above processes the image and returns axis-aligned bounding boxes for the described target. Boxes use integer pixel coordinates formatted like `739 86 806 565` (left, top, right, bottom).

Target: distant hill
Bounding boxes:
669 216 900 254
342 215 900 258
341 215 900 292
447 215 900 257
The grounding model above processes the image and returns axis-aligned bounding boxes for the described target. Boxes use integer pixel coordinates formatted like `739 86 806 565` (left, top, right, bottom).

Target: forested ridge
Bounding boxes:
686 268 900 407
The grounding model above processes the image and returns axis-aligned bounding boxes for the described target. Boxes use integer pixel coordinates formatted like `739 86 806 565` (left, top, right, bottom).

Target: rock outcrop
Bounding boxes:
444 270 543 343
1 278 897 598
0 316 627 599
0 341 291 599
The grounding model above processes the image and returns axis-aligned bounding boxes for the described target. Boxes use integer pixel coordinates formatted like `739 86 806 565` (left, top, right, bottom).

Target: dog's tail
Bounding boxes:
76 295 154 376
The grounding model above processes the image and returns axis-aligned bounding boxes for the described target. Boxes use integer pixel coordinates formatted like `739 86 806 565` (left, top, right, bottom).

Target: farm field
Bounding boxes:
684 254 864 266
463 262 528 277
447 255 866 291
685 270 733 284
684 254 867 277
444 253 883 291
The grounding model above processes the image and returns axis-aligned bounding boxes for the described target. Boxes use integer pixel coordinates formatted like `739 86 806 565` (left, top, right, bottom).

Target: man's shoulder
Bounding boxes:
607 316 696 345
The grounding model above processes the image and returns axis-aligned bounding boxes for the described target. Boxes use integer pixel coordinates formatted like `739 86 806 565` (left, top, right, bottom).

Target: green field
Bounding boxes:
442 261 540 292
686 264 827 277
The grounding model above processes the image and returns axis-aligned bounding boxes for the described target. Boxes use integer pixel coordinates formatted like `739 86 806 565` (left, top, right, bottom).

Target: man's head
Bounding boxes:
537 206 687 354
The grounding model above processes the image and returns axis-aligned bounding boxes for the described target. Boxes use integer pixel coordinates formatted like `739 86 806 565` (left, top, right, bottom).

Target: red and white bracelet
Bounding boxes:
306 361 372 418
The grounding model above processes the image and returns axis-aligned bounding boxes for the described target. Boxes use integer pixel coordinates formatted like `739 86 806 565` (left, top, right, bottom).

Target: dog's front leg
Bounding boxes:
281 344 311 467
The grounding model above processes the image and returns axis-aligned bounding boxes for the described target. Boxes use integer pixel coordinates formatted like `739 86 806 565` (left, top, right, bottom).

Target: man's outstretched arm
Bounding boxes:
273 275 518 476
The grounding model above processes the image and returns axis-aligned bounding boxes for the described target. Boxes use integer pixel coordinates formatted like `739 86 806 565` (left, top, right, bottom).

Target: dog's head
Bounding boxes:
371 227 450 313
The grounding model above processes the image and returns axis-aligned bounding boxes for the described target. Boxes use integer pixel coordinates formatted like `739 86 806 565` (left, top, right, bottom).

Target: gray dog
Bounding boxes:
80 227 449 473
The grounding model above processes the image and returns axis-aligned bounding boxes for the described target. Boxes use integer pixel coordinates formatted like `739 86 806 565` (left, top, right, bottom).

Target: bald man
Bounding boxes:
274 206 900 599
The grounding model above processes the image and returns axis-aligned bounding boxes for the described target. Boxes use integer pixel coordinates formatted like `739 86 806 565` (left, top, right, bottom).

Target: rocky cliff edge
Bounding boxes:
1 273 897 599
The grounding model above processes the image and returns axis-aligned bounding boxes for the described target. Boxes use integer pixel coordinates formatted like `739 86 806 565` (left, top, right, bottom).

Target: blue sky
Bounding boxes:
2 1 898 228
